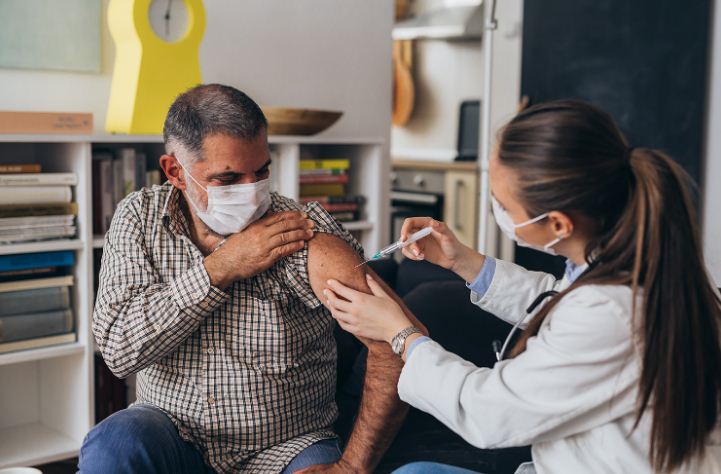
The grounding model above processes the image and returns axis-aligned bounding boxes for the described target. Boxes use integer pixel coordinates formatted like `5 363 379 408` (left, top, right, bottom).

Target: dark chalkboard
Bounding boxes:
516 0 711 275
521 0 711 184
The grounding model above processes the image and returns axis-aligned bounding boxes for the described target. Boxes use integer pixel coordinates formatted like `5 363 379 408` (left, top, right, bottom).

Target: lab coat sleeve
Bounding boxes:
398 284 639 449
470 258 565 326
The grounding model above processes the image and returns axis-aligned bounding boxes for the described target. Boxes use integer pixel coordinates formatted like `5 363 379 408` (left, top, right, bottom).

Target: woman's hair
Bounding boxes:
501 100 721 472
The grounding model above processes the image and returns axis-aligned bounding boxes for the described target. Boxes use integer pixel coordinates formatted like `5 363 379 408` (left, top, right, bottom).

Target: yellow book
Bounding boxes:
299 159 350 171
300 184 345 197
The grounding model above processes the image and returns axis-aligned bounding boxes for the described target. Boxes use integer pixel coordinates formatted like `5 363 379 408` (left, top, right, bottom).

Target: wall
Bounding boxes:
0 0 393 141
390 0 524 163
704 0 721 286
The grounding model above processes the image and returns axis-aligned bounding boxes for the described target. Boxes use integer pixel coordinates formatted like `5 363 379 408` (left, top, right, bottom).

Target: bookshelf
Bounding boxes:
0 133 389 468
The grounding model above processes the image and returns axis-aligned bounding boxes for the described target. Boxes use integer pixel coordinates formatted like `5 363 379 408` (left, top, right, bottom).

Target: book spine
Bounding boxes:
0 250 75 272
299 159 351 171
100 159 114 234
299 174 350 185
0 309 74 343
0 186 72 205
0 173 77 186
120 149 137 196
0 202 78 218
113 159 124 205
0 286 70 317
299 168 347 176
299 195 366 205
299 184 346 197
318 203 360 212
135 153 147 189
0 164 42 174
0 332 75 354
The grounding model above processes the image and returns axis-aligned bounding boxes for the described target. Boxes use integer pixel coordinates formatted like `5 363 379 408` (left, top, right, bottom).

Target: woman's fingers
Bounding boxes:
323 288 354 313
326 279 364 302
365 274 390 298
400 217 434 241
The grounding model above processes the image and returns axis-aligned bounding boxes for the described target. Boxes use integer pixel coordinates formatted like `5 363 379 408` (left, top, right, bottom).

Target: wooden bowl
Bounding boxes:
262 107 343 136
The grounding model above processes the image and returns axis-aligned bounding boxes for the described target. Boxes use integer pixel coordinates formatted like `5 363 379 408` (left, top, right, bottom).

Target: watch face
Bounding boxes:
149 0 189 43
391 337 402 355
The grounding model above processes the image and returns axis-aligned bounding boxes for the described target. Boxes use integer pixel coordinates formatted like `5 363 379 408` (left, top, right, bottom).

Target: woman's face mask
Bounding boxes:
491 195 565 256
180 162 271 236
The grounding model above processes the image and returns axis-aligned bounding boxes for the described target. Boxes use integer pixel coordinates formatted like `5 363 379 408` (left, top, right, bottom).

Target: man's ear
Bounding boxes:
159 154 186 191
547 210 574 239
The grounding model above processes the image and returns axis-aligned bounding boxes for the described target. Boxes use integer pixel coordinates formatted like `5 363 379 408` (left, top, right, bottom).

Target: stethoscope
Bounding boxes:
492 290 559 362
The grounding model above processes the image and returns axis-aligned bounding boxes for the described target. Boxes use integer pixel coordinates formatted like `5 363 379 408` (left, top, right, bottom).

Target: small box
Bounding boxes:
0 111 93 135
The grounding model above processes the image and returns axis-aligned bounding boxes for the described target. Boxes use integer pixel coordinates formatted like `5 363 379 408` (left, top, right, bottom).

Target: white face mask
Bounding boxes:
491 195 565 256
180 162 271 236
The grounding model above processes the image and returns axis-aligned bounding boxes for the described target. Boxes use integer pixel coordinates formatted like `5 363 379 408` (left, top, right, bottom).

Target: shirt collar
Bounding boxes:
161 184 191 236
565 259 588 283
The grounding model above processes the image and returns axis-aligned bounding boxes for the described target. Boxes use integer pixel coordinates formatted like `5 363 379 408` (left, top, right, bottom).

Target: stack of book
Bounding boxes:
299 158 365 222
92 148 163 235
0 165 78 244
0 250 76 354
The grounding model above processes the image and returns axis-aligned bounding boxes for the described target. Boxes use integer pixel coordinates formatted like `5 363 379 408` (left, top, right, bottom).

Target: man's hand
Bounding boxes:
204 211 314 288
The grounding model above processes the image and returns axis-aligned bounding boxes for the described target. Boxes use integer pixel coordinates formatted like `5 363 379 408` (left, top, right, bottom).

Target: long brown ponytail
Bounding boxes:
500 100 721 472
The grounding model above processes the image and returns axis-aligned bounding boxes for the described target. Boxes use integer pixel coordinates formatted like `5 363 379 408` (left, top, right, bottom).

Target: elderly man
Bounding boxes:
79 84 424 473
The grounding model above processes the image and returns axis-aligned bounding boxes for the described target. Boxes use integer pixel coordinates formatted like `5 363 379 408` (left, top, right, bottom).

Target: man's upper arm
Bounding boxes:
307 232 368 304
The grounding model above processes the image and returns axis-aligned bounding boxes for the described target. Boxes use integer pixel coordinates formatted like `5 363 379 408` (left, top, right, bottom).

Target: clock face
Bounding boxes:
148 0 189 43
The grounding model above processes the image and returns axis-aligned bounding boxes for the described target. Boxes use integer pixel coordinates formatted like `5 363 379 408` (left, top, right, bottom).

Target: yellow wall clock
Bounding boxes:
105 0 205 134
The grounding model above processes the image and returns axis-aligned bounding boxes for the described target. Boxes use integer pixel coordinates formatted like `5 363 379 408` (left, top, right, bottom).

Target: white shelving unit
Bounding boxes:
0 133 388 468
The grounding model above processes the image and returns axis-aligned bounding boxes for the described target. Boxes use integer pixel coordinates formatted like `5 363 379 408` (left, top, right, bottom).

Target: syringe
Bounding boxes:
355 226 433 268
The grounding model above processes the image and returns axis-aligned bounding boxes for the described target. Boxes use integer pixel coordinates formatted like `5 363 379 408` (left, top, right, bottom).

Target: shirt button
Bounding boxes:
153 323 162 333
192 291 203 300
207 348 214 355
207 396 216 405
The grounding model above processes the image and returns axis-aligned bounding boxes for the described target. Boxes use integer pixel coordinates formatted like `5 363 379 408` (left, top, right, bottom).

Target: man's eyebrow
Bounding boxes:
206 159 272 180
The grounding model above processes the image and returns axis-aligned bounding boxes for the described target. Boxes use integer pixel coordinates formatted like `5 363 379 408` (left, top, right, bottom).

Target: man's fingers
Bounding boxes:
261 210 307 226
270 228 313 248
271 240 306 260
266 215 314 238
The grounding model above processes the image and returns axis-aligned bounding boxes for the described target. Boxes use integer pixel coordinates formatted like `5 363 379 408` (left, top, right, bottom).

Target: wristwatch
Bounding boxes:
391 326 424 358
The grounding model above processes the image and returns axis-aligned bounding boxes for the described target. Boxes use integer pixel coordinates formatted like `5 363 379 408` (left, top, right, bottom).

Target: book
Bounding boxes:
0 332 75 354
0 215 74 229
113 158 124 205
146 170 162 187
0 202 78 218
0 225 76 244
0 173 77 186
330 211 358 222
0 286 71 317
0 308 74 343
299 184 345 197
0 185 72 204
0 275 74 293
0 251 75 273
93 153 114 235
300 168 347 176
0 266 59 282
135 152 147 189
299 174 350 185
119 148 137 196
300 195 366 205
0 111 92 135
0 164 41 174
300 159 350 171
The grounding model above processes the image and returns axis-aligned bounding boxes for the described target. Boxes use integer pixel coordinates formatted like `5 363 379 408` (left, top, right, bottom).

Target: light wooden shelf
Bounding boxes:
0 422 79 468
0 239 84 256
0 342 84 367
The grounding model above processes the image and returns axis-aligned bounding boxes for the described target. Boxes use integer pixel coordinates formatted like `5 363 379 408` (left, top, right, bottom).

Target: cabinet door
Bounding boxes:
444 171 479 249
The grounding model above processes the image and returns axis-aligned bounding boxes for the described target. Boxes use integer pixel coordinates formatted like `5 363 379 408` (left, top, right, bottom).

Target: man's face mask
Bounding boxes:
180 161 271 236
491 195 565 255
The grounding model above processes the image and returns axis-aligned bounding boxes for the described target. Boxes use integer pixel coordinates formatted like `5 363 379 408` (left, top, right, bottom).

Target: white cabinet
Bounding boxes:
0 133 387 468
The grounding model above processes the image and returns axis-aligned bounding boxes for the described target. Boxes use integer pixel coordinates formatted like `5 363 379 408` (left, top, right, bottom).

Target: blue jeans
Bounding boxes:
78 404 342 473
392 462 482 474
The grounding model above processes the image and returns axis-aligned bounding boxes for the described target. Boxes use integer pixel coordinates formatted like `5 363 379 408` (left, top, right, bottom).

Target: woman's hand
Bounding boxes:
400 217 485 282
323 274 413 344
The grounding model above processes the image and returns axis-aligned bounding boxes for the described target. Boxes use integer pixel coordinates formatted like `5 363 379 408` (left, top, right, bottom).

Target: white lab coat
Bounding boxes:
397 258 721 473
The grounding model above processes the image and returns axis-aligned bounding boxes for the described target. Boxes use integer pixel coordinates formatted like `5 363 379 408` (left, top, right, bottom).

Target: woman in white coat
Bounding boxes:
323 101 721 473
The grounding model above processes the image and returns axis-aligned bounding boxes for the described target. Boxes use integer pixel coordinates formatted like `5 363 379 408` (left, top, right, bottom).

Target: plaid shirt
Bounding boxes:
93 183 364 473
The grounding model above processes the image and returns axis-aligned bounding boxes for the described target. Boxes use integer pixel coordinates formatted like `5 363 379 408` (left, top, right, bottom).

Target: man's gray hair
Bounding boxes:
163 84 268 164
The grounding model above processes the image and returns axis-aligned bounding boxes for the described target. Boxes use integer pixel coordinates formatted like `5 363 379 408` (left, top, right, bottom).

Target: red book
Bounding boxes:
320 203 359 212
299 174 350 185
